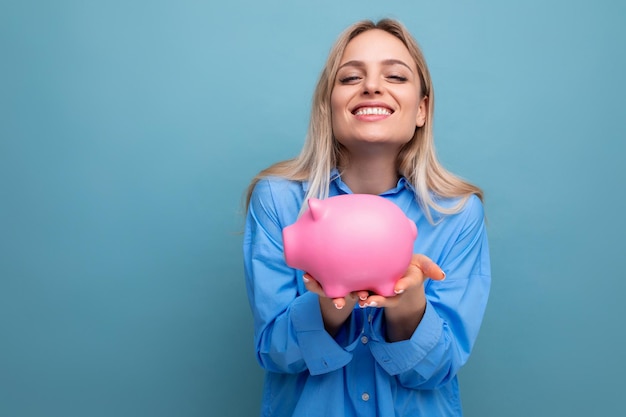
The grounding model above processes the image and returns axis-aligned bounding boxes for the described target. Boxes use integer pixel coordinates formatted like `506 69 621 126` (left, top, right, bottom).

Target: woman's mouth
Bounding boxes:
353 107 393 116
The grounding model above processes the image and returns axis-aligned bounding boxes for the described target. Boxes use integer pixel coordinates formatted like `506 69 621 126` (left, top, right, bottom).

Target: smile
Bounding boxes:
353 107 393 116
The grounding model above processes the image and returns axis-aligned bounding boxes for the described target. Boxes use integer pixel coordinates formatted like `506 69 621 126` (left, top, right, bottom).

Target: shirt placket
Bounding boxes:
349 308 376 416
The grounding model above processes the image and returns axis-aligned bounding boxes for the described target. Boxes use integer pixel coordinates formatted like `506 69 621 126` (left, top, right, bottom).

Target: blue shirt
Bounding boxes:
243 172 491 417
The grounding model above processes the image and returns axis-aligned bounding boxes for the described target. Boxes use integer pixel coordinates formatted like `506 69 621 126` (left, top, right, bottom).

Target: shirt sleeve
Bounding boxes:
243 179 354 375
369 195 491 389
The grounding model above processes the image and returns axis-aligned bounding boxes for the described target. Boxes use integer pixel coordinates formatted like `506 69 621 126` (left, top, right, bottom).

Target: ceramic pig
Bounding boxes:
282 194 417 298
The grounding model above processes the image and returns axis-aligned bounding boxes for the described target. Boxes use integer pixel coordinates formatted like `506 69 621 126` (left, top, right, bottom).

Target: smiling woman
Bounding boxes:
242 18 491 417
331 30 427 155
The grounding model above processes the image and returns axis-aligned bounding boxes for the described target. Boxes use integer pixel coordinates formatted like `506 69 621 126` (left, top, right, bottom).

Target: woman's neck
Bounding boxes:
339 152 399 195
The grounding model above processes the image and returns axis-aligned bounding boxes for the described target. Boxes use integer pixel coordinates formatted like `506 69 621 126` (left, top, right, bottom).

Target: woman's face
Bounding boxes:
330 29 427 152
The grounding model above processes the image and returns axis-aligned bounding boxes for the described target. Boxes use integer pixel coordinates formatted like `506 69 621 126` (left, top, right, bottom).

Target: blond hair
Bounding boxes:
245 18 483 223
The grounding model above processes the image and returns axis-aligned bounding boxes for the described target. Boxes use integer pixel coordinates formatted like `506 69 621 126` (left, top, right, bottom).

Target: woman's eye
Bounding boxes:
388 75 408 82
338 75 361 84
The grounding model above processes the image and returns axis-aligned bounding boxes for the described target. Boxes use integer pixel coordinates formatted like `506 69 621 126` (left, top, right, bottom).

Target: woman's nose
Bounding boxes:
362 74 382 95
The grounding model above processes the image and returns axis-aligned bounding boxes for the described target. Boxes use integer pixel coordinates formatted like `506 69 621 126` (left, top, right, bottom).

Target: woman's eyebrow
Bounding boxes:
338 59 414 73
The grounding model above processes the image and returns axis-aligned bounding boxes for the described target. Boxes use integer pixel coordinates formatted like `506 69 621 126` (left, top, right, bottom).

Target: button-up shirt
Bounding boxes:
243 171 491 416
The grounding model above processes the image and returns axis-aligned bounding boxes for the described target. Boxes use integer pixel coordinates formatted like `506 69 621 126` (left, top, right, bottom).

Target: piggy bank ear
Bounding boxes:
307 198 326 221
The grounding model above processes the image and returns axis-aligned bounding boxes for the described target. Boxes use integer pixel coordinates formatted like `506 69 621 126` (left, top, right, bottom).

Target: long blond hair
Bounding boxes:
245 18 482 223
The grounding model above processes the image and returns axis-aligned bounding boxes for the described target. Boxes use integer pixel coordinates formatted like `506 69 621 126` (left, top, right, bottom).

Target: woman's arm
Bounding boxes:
302 273 360 337
381 255 445 342
365 195 491 389
243 179 357 375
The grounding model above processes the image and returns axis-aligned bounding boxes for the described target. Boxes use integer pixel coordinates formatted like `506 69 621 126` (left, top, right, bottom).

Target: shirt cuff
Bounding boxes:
290 291 354 375
369 300 443 375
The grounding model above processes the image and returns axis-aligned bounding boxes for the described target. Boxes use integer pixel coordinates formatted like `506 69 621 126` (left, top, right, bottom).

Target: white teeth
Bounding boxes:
355 107 391 116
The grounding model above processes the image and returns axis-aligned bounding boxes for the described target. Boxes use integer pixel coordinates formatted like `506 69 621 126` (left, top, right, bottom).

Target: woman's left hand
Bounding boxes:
357 254 445 309
358 254 444 341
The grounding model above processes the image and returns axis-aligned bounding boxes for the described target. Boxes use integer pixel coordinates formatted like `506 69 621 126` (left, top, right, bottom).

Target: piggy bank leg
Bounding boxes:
322 284 352 299
373 283 398 298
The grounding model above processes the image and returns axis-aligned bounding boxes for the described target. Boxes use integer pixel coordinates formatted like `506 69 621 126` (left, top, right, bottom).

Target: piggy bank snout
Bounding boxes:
282 224 302 269
283 223 311 269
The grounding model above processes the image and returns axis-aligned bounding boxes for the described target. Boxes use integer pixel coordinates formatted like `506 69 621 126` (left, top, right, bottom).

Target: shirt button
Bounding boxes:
361 392 370 401
361 336 369 344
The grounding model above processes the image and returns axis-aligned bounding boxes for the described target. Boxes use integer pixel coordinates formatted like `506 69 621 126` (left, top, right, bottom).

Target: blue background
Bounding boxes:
1 1 625 416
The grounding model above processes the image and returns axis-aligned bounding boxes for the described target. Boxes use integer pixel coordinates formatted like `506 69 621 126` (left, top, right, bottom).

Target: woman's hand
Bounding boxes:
302 254 444 339
358 254 446 342
303 273 369 310
357 254 445 309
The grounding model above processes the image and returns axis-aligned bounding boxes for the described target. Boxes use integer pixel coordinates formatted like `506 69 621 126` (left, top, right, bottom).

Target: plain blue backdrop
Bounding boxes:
1 1 625 416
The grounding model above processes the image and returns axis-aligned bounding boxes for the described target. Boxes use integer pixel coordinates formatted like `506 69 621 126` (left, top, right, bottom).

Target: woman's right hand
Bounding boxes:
303 273 370 309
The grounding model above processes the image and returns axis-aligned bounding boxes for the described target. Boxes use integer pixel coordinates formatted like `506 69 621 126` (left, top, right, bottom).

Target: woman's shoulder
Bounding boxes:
428 193 484 226
446 194 486 236
460 194 484 217
252 176 305 199
249 176 306 222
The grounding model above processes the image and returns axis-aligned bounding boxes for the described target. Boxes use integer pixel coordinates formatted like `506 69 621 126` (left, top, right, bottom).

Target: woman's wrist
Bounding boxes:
319 295 357 337
383 289 427 342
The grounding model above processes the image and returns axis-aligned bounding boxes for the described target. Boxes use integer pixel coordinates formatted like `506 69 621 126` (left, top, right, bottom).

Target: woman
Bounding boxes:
243 18 491 417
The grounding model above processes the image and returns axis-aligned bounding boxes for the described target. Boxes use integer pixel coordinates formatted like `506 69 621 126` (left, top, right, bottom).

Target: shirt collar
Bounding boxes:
301 168 340 193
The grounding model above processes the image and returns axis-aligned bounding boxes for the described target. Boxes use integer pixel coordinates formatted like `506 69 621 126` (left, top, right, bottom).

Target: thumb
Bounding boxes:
410 254 446 280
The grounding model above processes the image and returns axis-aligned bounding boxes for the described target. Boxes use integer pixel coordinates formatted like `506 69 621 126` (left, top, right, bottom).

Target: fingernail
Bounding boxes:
302 275 310 283
334 303 343 310
441 271 446 280
366 302 378 308
394 289 404 294
359 295 368 301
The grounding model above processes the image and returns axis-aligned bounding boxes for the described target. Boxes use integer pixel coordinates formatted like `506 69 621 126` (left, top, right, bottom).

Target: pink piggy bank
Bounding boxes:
282 194 417 298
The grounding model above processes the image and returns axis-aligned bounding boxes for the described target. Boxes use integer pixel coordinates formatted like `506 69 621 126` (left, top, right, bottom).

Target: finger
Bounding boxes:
356 290 370 301
359 294 386 308
302 273 325 295
393 267 423 294
332 297 347 309
410 254 446 280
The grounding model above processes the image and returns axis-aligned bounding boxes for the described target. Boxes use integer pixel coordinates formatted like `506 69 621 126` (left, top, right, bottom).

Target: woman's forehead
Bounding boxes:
340 30 415 69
